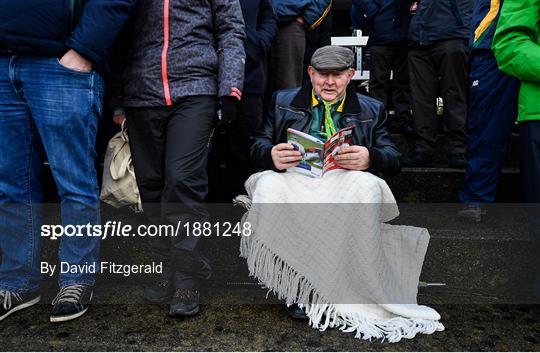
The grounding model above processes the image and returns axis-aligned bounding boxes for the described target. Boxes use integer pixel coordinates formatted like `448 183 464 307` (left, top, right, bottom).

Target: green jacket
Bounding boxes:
492 0 540 123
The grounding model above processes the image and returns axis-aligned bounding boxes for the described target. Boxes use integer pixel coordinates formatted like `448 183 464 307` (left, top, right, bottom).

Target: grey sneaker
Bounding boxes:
0 290 40 321
458 204 486 222
50 284 93 323
169 289 200 317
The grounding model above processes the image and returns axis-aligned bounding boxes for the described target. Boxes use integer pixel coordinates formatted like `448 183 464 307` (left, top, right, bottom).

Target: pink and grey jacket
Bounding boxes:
117 0 246 107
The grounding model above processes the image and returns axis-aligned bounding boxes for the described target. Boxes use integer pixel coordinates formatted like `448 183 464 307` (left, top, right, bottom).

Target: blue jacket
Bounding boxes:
352 0 411 45
470 0 504 51
0 0 136 75
239 0 278 95
272 0 332 29
409 0 473 46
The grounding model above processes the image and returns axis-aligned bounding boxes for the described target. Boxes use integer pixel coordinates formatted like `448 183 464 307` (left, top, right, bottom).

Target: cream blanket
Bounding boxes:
238 170 444 343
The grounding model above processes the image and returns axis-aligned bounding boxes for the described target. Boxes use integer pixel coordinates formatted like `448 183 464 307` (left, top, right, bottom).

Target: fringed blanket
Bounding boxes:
238 170 444 343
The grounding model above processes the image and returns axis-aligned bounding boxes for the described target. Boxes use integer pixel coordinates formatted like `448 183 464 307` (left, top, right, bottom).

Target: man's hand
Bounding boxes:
220 87 242 124
334 145 370 171
271 143 303 170
59 49 93 73
113 108 126 127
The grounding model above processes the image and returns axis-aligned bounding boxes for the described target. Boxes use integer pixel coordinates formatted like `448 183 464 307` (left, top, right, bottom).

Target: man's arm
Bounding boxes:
257 0 279 55
65 0 137 69
304 0 332 30
492 0 540 82
212 0 247 97
251 93 280 171
366 106 402 176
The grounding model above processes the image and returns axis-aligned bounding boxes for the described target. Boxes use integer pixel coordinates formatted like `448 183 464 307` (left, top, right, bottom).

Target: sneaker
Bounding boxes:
169 288 200 317
402 153 433 167
287 304 309 321
50 284 93 323
0 290 40 321
144 277 173 303
448 153 467 168
458 204 486 222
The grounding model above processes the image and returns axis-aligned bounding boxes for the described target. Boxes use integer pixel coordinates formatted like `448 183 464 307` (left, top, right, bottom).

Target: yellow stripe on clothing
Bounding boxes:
474 0 500 42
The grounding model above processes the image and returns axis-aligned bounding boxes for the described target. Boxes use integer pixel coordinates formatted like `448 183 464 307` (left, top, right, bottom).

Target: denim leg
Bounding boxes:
20 57 104 288
0 56 45 293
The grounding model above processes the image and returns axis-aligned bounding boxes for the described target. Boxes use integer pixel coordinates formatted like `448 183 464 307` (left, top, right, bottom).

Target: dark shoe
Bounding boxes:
0 290 40 321
50 285 92 323
402 153 433 167
287 304 309 321
448 153 467 168
169 289 200 317
144 277 174 303
458 204 486 223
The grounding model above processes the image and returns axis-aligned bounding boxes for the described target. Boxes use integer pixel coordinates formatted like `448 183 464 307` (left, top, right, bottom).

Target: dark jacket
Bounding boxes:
352 0 411 45
239 0 278 95
251 83 401 176
409 0 473 46
120 0 246 107
470 0 504 51
272 0 332 29
0 0 136 75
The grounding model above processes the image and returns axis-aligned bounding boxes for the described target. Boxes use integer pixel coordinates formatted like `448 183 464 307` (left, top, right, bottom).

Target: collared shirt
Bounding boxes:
309 90 346 141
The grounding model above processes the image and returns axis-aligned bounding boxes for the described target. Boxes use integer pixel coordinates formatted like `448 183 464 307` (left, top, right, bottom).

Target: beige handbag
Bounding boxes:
100 121 142 211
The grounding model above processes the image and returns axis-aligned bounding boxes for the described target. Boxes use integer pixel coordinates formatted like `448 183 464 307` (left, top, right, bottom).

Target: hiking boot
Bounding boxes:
50 284 93 323
402 153 433 167
144 277 174 304
0 290 40 321
287 304 309 321
169 289 200 317
458 204 486 223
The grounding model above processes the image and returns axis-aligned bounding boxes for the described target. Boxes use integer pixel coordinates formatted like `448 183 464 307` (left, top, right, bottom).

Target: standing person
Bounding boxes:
269 0 332 91
403 0 473 168
458 0 519 221
352 0 414 136
0 0 135 322
222 0 278 199
492 0 540 295
112 0 246 317
303 11 333 84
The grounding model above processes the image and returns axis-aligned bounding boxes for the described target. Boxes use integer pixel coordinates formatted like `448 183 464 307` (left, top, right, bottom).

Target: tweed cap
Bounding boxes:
310 45 354 72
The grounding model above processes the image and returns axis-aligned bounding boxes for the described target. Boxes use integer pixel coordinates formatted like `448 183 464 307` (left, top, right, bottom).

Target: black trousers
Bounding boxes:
126 96 218 289
408 39 469 155
520 121 540 296
269 20 306 91
369 43 411 129
223 94 263 198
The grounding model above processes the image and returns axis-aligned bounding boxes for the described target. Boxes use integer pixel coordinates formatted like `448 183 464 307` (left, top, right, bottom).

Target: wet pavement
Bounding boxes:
1 296 539 351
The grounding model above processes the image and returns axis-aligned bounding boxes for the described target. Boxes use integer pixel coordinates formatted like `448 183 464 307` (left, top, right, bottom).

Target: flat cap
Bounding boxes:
310 45 354 72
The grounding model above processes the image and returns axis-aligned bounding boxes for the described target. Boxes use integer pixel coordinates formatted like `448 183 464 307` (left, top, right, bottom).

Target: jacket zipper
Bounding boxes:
161 0 173 106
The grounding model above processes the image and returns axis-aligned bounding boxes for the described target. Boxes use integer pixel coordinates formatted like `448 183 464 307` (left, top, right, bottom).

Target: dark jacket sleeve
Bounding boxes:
250 93 281 172
66 0 137 73
212 0 247 97
304 0 332 29
257 0 279 55
366 106 402 177
108 16 136 109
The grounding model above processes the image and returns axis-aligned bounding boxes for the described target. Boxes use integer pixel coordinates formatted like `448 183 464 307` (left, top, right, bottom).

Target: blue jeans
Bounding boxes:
0 56 103 293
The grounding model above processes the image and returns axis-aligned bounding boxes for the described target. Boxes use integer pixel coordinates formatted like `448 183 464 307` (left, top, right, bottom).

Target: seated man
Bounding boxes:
251 45 401 180
242 47 443 343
